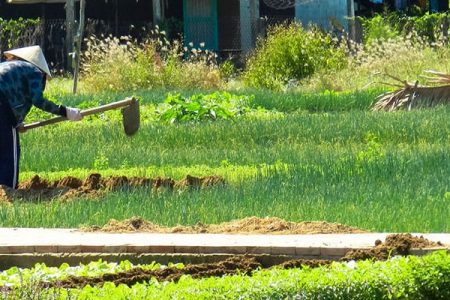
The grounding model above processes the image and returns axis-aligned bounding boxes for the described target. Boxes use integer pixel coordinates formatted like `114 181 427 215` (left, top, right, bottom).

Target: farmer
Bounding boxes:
0 45 82 189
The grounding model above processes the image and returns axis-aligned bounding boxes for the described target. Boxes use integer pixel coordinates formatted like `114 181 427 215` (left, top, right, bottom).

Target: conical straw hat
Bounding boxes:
4 45 51 78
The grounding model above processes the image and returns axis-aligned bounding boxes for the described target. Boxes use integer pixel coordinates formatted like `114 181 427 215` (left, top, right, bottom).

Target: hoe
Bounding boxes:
24 97 140 136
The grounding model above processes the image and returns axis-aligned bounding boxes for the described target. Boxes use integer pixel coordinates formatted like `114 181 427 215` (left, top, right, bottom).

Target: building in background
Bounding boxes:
1 0 448 69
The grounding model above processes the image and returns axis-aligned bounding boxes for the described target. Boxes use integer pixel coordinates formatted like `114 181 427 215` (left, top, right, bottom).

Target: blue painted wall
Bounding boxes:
295 0 353 31
183 0 219 50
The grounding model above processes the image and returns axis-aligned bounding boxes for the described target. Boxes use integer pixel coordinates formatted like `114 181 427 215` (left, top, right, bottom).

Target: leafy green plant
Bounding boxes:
357 132 385 163
156 92 254 123
93 152 110 170
243 22 348 91
357 14 400 44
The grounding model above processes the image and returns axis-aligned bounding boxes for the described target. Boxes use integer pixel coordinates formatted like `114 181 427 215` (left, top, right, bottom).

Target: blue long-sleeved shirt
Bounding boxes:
0 60 66 127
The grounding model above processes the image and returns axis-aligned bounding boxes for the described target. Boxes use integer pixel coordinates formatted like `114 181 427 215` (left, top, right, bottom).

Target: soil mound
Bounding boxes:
84 216 367 234
341 233 444 261
0 174 225 203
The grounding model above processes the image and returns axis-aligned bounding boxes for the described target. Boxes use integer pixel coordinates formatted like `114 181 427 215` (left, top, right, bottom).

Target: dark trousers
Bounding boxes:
0 104 20 188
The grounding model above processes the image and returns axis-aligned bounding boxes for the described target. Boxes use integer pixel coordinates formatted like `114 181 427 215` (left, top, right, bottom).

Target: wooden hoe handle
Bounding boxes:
24 97 136 131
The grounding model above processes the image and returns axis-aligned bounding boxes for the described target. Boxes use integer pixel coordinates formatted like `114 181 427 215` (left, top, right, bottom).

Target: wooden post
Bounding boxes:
347 0 356 41
73 0 85 94
40 4 46 50
65 0 75 71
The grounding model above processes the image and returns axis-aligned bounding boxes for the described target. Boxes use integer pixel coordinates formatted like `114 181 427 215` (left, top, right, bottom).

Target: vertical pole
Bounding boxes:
40 4 46 50
65 0 75 71
347 0 356 41
73 0 85 94
153 0 162 25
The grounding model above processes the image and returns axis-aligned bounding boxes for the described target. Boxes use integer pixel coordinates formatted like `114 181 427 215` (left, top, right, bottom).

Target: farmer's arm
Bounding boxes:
28 70 67 117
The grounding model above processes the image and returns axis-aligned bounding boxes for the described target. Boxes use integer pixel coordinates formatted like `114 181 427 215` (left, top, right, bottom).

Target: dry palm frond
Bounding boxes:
373 73 450 111
420 70 450 84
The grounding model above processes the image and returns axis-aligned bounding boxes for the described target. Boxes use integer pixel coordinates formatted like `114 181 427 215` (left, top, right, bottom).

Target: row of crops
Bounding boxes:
4 88 449 232
1 251 450 299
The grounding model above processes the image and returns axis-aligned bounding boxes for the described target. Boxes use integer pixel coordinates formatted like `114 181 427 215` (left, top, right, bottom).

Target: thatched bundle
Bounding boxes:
373 71 450 111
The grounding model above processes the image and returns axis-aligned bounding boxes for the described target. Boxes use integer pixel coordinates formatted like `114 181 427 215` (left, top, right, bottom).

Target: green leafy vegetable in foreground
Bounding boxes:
1 251 450 299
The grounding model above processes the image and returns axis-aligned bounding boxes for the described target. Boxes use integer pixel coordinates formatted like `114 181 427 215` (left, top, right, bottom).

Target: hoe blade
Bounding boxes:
122 98 140 136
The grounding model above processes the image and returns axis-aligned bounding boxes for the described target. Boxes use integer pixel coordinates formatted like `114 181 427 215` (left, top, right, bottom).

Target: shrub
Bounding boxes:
0 18 42 51
242 22 348 91
357 14 400 44
301 12 450 92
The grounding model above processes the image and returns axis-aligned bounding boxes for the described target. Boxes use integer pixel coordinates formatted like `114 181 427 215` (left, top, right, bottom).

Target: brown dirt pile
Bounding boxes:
0 174 225 203
341 233 444 261
84 216 367 234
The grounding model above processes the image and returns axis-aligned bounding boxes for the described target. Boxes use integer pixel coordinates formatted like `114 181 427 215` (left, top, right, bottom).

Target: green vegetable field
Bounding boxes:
0 88 447 232
2 11 450 298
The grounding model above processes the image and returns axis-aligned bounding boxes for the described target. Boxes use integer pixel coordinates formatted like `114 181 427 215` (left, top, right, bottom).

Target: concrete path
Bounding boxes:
0 228 449 268
0 228 450 270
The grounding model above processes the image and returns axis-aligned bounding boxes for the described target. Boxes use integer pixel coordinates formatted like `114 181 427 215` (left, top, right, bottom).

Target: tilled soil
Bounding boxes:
341 233 443 261
0 174 225 203
43 233 443 289
83 216 367 234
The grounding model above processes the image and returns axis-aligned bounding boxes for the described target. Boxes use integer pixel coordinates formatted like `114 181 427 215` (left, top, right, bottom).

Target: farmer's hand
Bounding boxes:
66 107 83 121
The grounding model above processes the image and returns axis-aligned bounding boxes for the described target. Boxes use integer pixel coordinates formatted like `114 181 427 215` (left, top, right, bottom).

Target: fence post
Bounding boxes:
65 0 75 71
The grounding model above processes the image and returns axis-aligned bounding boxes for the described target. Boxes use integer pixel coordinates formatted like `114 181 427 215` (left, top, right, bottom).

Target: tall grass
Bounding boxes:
21 106 450 172
80 30 222 92
302 35 450 92
8 102 450 232
2 154 449 232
